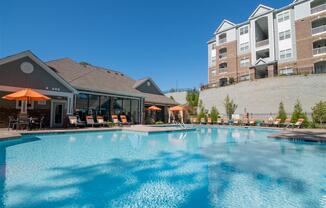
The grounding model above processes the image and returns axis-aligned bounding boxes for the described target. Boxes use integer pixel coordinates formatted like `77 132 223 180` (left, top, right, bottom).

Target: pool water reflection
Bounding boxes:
0 127 325 208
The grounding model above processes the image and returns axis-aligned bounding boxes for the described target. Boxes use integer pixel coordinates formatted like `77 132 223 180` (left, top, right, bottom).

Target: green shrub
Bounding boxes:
229 77 235 85
210 106 219 123
312 101 326 127
291 99 309 127
155 121 164 125
277 101 287 122
224 95 237 120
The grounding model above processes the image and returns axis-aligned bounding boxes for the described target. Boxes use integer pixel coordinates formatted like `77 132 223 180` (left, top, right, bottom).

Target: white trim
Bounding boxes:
0 85 73 98
214 19 236 34
0 51 76 93
50 100 66 128
249 4 274 19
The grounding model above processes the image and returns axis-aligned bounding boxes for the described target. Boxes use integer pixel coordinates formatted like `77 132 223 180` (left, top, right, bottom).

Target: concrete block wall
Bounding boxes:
199 74 326 119
165 91 188 105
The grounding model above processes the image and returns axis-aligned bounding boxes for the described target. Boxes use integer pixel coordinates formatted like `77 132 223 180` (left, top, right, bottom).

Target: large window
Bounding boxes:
113 98 123 115
240 26 249 35
240 58 250 67
280 48 292 60
240 42 249 53
131 100 140 124
279 30 291 41
278 11 290 23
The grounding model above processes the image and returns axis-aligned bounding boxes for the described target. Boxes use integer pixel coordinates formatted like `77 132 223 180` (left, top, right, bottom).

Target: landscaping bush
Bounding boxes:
277 101 287 122
155 121 164 125
186 89 199 115
197 100 206 121
229 77 235 85
312 101 326 128
210 106 219 123
291 99 309 127
224 95 237 120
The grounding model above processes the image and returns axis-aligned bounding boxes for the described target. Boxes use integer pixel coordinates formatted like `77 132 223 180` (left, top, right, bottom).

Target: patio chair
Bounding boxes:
200 117 206 125
30 116 45 129
120 115 130 126
249 119 256 126
8 116 18 130
273 118 282 127
68 116 85 127
111 115 121 126
86 116 100 127
191 117 199 124
207 117 212 125
217 118 223 125
283 118 293 128
294 118 305 128
96 116 106 127
242 118 249 126
233 119 241 126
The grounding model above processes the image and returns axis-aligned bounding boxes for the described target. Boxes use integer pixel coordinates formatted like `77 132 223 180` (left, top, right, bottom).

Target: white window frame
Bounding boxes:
240 26 249 35
211 70 217 76
240 58 250 67
38 100 47 105
16 100 34 110
279 30 291 41
240 42 249 53
279 68 294 75
280 48 293 60
278 11 290 23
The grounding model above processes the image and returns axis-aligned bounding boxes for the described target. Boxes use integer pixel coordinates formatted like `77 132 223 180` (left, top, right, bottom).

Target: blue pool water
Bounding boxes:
0 127 325 208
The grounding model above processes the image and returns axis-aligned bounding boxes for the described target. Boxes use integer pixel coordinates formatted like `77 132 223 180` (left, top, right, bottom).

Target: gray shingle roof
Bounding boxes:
46 58 178 105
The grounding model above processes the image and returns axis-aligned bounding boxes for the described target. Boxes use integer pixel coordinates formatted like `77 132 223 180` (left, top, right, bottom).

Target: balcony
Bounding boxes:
219 68 227 73
256 39 269 48
219 52 227 59
313 46 326 55
311 3 326 14
219 38 227 44
312 24 326 35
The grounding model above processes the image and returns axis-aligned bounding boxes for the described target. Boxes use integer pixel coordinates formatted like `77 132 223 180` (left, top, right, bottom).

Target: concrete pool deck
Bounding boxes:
0 126 325 142
0 125 195 141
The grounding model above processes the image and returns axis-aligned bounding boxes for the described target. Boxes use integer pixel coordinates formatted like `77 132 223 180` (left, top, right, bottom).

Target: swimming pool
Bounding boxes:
0 127 325 208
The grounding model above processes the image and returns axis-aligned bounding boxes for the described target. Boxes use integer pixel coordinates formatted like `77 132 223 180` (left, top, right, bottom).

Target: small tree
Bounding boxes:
291 99 308 127
224 95 238 120
186 89 199 115
277 102 287 122
210 106 219 123
312 101 326 126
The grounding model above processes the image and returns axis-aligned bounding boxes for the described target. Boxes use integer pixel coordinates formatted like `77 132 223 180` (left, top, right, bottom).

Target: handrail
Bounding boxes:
313 46 326 55
311 3 326 14
256 39 269 48
312 24 326 35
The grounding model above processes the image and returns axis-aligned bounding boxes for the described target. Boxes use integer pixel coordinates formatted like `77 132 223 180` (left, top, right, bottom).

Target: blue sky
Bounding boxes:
0 0 292 91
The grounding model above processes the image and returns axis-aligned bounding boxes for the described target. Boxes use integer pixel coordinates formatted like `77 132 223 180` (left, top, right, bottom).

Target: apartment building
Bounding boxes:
207 0 326 87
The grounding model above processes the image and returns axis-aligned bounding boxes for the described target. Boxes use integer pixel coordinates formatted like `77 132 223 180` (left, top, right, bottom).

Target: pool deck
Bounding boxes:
268 128 326 142
0 125 195 141
0 126 325 142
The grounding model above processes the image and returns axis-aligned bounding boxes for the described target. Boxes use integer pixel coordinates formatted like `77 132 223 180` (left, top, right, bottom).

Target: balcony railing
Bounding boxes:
219 52 227 59
219 68 227 73
312 24 326 35
311 3 326 14
256 39 269 48
219 38 227 44
313 46 326 55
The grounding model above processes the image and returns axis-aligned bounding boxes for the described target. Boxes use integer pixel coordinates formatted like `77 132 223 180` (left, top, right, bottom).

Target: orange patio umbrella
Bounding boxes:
169 105 184 112
2 88 50 101
148 105 162 111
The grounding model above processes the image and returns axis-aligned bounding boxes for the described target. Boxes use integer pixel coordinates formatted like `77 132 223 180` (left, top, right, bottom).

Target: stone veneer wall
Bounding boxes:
199 74 326 119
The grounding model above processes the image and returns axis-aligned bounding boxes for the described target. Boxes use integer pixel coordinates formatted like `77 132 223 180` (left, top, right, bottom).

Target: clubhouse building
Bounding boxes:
0 51 177 128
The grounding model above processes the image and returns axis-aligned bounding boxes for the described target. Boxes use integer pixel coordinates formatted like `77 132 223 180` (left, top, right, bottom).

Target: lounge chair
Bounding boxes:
207 117 212 125
191 117 199 124
242 118 249 126
283 118 292 128
233 119 240 126
111 115 121 126
249 119 256 126
120 115 131 126
294 118 305 128
86 116 100 127
68 116 86 128
200 118 206 125
273 118 282 127
217 118 223 125
96 116 108 127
